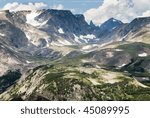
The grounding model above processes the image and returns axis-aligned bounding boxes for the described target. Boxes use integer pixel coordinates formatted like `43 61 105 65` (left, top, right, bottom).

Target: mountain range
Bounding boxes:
0 9 150 101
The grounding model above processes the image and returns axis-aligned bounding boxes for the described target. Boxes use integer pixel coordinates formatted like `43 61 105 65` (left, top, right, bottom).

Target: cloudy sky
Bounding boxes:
0 0 102 13
0 0 150 25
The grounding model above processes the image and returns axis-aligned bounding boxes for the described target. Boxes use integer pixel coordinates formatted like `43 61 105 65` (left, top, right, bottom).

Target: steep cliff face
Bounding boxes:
0 20 28 48
0 10 28 48
36 10 91 33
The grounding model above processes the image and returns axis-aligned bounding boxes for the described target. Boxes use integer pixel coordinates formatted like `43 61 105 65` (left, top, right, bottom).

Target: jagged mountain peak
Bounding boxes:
108 18 122 22
100 18 123 31
90 20 96 27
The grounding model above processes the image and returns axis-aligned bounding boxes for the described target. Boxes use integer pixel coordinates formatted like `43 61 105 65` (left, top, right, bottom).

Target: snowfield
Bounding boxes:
115 49 123 52
26 11 48 27
118 63 126 68
80 34 96 39
26 12 41 26
0 33 5 37
73 34 81 43
138 52 148 57
58 28 64 34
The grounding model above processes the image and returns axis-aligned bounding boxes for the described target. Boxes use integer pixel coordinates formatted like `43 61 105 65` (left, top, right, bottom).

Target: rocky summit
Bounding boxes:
0 9 150 101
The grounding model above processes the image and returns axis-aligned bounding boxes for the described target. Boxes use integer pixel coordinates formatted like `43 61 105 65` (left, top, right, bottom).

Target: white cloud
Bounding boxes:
70 9 76 13
2 2 47 11
142 10 150 17
84 0 150 25
52 4 64 10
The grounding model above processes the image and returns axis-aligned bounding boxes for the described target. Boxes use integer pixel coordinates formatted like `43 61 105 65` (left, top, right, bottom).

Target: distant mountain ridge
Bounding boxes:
0 9 149 65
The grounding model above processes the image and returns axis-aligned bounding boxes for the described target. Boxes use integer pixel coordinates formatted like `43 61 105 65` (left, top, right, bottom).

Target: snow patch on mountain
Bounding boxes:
115 49 123 52
25 32 31 40
26 60 32 64
80 34 96 39
118 63 126 68
58 39 72 45
112 26 116 30
0 33 5 37
38 20 48 27
58 28 64 34
26 11 48 27
138 52 148 57
113 19 117 22
73 34 81 43
26 12 41 26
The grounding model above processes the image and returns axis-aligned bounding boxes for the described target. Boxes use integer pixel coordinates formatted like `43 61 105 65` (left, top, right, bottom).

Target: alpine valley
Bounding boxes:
0 9 150 101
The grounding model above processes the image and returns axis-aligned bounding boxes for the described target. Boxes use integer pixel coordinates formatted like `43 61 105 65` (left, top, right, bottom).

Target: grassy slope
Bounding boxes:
1 64 150 101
